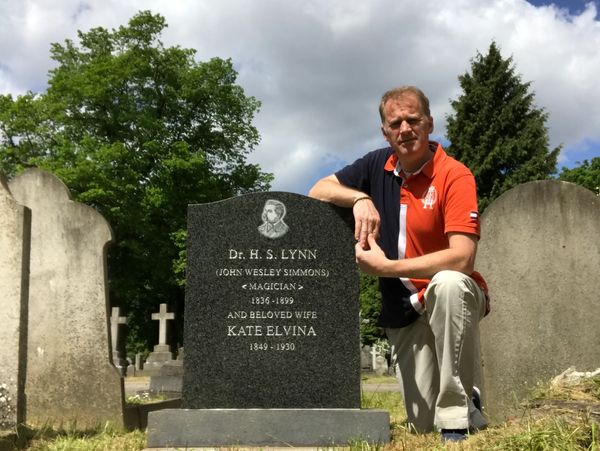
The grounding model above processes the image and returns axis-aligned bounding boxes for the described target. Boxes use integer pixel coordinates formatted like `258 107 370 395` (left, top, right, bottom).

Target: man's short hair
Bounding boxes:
379 86 431 123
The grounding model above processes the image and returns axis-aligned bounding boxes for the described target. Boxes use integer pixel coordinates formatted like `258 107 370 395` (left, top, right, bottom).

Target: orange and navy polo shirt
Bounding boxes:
335 141 487 328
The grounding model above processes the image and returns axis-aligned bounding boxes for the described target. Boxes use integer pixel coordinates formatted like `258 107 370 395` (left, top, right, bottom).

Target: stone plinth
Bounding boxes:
148 409 390 447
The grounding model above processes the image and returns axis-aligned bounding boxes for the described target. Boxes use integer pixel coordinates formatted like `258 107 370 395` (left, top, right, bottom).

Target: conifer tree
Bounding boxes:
446 42 559 211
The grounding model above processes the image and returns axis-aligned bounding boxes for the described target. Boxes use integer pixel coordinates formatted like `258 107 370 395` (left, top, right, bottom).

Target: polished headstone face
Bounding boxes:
183 192 360 409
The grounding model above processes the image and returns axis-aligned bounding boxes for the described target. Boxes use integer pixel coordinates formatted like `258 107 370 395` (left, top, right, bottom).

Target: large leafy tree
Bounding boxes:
0 11 272 353
446 42 559 211
559 158 600 195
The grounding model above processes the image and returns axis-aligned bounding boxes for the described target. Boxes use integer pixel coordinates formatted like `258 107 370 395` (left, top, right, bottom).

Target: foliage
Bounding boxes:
446 41 559 212
359 272 385 345
0 11 272 353
559 157 600 195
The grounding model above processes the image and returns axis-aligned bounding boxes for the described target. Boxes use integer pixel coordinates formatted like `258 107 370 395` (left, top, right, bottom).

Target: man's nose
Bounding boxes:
399 120 412 133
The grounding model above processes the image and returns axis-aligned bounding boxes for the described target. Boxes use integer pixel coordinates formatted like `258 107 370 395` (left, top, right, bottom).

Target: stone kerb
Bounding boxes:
0 175 30 429
477 180 600 421
147 192 390 447
8 169 124 427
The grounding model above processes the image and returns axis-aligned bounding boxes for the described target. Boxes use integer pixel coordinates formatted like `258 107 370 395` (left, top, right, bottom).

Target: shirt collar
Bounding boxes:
384 141 444 179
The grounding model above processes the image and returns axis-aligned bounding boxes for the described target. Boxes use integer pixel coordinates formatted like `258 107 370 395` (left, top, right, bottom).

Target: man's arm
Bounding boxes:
355 232 477 279
308 174 381 248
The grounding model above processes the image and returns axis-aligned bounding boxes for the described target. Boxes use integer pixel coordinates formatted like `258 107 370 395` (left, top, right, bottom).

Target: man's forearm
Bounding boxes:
308 176 367 207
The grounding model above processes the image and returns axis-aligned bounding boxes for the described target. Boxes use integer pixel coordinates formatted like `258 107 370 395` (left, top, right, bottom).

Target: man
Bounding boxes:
308 86 489 441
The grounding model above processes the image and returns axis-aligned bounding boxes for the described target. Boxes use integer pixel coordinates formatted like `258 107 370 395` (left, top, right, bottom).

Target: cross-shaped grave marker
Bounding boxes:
152 303 175 347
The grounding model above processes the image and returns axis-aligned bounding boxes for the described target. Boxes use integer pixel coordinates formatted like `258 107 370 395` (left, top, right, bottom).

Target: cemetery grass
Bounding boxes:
2 375 598 450
359 375 600 450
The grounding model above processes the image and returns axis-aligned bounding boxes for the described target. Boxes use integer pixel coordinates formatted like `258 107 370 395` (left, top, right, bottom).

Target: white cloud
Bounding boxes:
1 0 599 193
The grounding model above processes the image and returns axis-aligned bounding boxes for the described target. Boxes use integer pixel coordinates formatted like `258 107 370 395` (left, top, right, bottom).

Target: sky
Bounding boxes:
1 0 599 195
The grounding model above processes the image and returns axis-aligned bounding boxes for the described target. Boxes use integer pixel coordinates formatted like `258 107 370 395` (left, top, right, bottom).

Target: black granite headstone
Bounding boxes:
183 192 360 408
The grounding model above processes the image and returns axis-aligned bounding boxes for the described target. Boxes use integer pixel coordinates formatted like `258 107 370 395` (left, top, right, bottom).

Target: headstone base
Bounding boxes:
147 408 390 447
149 375 182 394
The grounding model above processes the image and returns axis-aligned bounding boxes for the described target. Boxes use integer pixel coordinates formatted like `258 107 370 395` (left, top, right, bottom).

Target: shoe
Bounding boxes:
470 386 488 431
441 429 468 442
472 386 482 411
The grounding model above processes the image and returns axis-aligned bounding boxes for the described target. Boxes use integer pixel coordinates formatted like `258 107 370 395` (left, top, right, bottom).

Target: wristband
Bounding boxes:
352 195 372 206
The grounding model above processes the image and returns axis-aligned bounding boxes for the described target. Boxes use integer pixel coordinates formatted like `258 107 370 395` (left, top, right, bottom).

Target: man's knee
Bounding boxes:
427 270 470 296
425 270 482 313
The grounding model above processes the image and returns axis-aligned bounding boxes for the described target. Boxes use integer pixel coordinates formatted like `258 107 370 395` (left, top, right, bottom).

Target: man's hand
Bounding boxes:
353 197 381 249
308 175 381 249
355 234 389 276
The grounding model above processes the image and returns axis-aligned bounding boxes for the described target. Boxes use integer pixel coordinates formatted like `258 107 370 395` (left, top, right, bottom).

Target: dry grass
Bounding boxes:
1 375 598 450
358 374 600 451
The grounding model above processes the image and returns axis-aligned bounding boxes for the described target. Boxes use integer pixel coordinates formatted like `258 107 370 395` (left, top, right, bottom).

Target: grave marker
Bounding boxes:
152 303 174 349
9 169 123 427
148 192 390 447
477 181 600 420
144 303 175 375
0 176 30 428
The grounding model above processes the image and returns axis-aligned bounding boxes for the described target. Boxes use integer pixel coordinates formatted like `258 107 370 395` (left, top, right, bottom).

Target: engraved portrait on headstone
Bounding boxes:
257 199 289 239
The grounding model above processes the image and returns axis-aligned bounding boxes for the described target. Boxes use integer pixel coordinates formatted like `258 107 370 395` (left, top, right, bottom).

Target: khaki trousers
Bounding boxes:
385 270 487 432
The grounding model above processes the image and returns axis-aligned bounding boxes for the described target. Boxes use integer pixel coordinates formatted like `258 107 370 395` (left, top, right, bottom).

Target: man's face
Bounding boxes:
264 205 279 223
381 93 434 168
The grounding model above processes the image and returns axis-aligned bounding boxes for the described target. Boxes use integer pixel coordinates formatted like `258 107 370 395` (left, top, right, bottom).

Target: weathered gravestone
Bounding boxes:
148 192 390 447
477 181 600 421
9 169 124 427
0 176 30 429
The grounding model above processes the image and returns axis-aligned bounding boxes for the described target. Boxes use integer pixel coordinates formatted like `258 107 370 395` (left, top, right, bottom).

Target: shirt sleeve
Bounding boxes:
335 151 376 195
443 171 481 238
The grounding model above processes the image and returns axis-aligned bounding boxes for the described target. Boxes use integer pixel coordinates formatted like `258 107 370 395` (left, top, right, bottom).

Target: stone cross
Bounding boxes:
110 307 127 352
152 303 175 346
370 346 378 371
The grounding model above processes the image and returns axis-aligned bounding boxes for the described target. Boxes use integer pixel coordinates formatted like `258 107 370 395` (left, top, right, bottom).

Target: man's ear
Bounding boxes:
427 116 434 134
381 124 390 143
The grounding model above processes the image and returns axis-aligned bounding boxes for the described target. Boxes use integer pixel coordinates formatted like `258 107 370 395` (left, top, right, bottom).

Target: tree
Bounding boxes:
446 42 559 211
0 11 272 354
359 273 385 345
559 158 600 195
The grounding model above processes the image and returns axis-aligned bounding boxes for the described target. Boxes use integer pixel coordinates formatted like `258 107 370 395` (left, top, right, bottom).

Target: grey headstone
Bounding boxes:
148 192 389 447
0 175 30 429
9 169 124 427
477 181 600 421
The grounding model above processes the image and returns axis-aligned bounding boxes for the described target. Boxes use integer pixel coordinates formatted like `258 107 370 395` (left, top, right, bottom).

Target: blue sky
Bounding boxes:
1 0 599 194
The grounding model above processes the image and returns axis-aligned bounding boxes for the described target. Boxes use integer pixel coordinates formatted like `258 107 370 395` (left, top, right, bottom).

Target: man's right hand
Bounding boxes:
308 175 380 248
352 196 380 249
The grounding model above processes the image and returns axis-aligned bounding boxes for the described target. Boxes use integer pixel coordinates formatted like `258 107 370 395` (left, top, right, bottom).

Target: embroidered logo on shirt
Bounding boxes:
470 211 479 220
421 186 437 209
